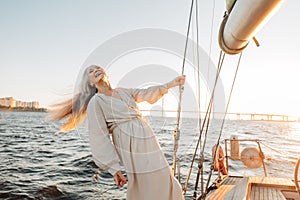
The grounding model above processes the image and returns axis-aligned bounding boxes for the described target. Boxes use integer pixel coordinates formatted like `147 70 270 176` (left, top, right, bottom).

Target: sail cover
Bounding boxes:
219 0 286 55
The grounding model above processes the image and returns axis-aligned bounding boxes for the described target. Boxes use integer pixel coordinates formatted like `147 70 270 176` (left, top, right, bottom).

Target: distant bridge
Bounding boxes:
216 112 296 122
140 109 299 122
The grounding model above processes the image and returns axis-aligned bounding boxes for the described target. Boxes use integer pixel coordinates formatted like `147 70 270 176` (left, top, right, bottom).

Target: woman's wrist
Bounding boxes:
165 76 185 89
165 82 171 89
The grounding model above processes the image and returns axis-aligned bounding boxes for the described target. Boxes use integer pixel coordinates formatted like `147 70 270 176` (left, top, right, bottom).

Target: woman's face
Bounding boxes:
87 65 107 85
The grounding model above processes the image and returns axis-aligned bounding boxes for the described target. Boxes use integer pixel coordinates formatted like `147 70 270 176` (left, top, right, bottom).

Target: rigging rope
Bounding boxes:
182 0 223 195
183 50 225 195
194 0 204 196
260 142 299 164
172 0 195 177
202 52 243 199
193 52 225 199
176 1 242 199
206 0 217 109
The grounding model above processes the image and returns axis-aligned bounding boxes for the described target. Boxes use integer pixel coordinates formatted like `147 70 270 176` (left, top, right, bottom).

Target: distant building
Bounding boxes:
15 100 25 107
0 97 39 108
26 101 39 108
0 97 16 107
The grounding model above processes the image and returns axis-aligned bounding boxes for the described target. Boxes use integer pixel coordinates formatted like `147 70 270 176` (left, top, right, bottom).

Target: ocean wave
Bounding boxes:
0 112 298 199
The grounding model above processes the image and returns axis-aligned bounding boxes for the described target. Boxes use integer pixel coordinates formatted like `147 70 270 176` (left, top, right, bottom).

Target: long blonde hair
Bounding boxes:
48 65 98 132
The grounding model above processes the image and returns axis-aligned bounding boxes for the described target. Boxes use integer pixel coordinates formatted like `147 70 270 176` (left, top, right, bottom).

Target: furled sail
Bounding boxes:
219 0 287 55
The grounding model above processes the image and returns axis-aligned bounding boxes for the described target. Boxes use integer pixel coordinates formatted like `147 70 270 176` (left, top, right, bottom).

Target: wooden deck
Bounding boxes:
205 177 242 199
206 176 298 200
250 185 286 200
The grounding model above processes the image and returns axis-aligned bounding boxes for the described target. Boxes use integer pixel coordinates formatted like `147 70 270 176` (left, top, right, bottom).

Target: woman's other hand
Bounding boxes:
113 171 128 187
167 75 186 89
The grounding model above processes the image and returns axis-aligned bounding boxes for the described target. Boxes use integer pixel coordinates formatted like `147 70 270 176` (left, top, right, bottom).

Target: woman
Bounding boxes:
50 65 185 200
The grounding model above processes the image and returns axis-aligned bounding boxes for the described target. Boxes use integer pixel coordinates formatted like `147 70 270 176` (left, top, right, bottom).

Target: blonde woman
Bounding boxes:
50 65 185 200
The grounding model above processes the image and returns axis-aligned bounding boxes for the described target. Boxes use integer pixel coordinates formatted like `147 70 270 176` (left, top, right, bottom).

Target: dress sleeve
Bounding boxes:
128 84 169 104
87 96 121 176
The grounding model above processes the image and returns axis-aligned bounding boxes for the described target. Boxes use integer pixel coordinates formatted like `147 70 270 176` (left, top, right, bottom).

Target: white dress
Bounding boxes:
87 85 184 200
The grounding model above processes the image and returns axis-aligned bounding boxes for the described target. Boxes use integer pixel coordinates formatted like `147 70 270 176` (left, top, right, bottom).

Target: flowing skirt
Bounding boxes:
112 118 184 200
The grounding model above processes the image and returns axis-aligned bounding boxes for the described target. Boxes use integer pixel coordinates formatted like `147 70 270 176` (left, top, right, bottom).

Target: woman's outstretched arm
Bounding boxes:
129 75 186 104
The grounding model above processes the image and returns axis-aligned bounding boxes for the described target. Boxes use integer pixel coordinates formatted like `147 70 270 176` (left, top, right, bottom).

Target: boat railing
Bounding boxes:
295 158 300 195
223 138 267 176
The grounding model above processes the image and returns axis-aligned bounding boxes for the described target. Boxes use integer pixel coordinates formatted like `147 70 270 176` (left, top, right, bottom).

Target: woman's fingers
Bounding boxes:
174 75 186 86
113 171 128 187
117 172 128 187
178 75 186 84
113 173 120 186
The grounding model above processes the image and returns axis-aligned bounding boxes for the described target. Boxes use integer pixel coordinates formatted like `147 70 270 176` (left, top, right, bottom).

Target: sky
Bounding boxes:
0 0 299 117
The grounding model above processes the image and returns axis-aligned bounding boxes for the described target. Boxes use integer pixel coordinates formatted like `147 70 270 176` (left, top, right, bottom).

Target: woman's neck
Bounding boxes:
99 88 113 96
96 81 113 96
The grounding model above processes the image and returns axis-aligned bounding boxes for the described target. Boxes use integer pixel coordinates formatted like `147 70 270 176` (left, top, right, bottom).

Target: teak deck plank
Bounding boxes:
206 177 240 200
224 177 249 200
206 176 296 200
250 186 286 200
249 176 295 189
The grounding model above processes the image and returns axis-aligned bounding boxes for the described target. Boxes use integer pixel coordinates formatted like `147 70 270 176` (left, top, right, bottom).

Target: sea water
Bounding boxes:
0 111 299 199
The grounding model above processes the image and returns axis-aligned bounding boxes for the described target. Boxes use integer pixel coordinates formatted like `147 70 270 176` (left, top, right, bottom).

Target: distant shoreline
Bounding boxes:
0 106 47 112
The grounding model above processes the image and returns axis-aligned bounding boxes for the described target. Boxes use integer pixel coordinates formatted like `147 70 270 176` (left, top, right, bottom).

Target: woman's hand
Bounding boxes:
166 75 186 89
113 170 128 187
